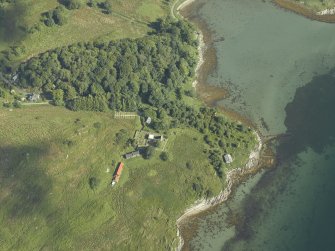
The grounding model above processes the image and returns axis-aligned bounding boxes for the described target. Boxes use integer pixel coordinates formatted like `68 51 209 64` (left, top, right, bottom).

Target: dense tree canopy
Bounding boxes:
16 19 198 113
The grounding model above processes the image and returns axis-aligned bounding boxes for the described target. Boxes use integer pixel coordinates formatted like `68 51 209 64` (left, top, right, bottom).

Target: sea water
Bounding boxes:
188 0 335 250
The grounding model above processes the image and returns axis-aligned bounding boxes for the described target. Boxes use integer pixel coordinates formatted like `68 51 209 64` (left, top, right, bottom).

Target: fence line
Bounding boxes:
114 112 138 119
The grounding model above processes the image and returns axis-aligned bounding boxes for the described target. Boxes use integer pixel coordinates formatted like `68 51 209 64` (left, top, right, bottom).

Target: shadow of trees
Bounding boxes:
0 144 52 218
0 1 28 44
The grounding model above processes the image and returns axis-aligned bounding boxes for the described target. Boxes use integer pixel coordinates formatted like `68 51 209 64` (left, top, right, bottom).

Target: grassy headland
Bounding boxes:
0 0 259 250
0 105 255 250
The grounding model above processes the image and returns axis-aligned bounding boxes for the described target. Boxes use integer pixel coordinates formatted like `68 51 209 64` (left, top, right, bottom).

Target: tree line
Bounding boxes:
13 18 254 179
16 18 198 112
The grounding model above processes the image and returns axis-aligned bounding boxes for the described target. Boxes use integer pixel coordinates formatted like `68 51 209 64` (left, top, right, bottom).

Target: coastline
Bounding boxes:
173 0 335 250
174 1 264 250
176 0 197 12
273 0 335 23
176 132 262 251
178 0 228 107
191 31 204 89
173 0 205 89
175 134 262 224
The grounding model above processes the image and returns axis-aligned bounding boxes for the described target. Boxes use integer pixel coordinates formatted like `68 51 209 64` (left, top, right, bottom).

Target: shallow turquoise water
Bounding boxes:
201 0 335 135
189 0 335 250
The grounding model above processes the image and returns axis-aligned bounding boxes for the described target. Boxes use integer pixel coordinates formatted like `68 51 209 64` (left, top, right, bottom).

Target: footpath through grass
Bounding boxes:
0 105 245 250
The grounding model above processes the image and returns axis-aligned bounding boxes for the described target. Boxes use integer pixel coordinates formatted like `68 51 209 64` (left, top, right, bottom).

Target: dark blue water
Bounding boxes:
187 0 335 250
221 70 335 251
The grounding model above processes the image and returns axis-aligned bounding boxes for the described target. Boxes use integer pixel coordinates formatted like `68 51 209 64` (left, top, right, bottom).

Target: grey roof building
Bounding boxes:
27 93 40 102
223 154 233 164
146 117 152 124
124 150 141 160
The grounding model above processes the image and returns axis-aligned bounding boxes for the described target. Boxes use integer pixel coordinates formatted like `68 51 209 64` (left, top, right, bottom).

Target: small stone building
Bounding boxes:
124 150 141 160
27 93 40 102
223 154 233 164
146 117 152 124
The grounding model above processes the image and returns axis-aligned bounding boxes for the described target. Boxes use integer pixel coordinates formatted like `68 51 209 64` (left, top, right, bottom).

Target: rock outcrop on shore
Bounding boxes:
173 0 264 250
317 7 335 15
176 131 262 251
274 0 335 22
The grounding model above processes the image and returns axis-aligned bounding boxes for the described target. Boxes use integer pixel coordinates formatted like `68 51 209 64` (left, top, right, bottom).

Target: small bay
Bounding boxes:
200 0 335 135
185 0 335 250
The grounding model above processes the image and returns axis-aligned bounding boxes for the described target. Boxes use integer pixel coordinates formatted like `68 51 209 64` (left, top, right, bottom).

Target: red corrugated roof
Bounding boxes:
116 162 124 176
113 162 124 183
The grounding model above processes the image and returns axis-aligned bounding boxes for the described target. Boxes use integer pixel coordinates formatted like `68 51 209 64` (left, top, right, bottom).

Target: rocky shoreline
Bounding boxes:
317 7 335 15
173 0 205 89
175 131 262 251
191 31 204 89
176 0 197 12
174 0 263 250
173 0 335 250
274 0 335 22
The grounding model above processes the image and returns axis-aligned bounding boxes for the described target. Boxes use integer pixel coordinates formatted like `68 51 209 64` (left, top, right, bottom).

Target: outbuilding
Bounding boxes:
223 154 233 164
146 117 152 124
27 93 40 102
124 150 141 159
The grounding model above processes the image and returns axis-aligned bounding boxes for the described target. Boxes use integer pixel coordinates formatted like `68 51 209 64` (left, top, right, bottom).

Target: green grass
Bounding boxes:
0 1 258 249
0 0 169 64
21 7 147 60
0 106 249 250
136 1 165 20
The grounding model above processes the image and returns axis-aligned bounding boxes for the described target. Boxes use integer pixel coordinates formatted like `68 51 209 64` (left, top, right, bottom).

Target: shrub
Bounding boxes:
63 139 74 147
93 122 102 129
100 1 112 14
160 152 168 161
184 89 195 97
186 161 193 169
51 89 64 106
3 102 12 108
143 146 154 159
53 6 67 25
205 189 213 198
115 129 128 146
13 100 22 108
87 0 96 7
43 11 55 27
62 0 82 10
89 177 99 190
192 182 203 196
152 140 161 147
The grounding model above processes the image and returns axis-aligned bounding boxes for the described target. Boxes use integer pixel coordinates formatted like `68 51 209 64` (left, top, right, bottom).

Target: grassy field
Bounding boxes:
0 0 168 64
0 105 254 250
0 0 258 249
